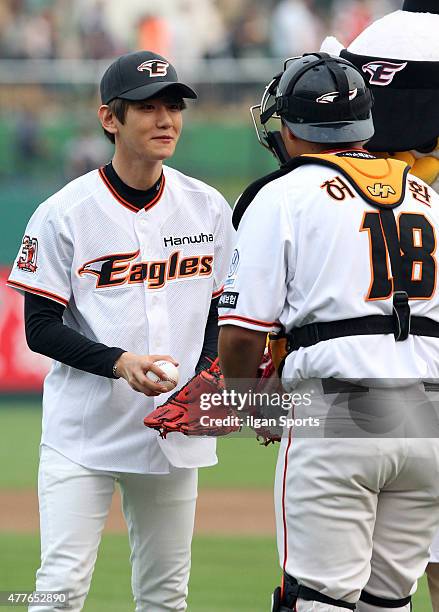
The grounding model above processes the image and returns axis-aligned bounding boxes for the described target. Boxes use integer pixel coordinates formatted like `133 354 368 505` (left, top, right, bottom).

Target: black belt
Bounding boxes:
286 314 439 352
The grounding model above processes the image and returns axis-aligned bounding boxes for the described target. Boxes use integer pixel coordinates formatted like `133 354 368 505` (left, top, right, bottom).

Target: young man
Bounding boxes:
7 50 233 611
218 53 439 611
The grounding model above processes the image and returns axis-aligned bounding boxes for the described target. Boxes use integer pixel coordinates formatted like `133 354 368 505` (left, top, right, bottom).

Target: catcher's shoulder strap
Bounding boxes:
232 153 410 230
232 164 292 230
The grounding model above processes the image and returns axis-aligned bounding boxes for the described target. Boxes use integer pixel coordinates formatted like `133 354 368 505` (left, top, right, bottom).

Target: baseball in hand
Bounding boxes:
146 360 179 391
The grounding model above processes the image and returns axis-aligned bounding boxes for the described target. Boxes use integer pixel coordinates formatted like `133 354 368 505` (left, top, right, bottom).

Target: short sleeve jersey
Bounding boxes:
8 165 234 472
218 158 439 385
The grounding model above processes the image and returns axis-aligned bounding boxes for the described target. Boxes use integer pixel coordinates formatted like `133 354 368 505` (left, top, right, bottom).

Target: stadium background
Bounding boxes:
0 0 431 609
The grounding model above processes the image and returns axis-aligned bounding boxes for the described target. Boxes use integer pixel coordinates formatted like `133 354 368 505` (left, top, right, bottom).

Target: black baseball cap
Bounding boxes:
100 50 197 104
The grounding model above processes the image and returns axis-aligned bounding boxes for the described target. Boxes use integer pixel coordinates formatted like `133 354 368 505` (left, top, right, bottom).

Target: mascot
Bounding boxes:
321 0 439 188
321 1 439 608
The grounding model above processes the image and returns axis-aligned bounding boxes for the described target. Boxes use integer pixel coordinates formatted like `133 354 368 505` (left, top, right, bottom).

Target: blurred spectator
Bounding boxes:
137 14 171 59
1 1 56 58
216 0 248 23
77 0 117 59
14 110 45 169
102 0 165 51
168 0 226 61
329 0 372 47
329 0 401 48
364 0 401 24
0 0 405 62
23 8 56 58
63 125 111 181
228 3 269 58
270 0 323 58
0 0 230 61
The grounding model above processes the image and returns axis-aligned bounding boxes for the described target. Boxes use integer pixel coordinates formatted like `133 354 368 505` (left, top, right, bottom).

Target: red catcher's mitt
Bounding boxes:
143 358 240 438
252 351 284 445
143 353 285 444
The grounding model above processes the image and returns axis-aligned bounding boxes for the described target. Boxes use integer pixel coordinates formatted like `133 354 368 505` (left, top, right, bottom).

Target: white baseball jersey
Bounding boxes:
218 154 439 386
8 165 234 473
219 154 439 610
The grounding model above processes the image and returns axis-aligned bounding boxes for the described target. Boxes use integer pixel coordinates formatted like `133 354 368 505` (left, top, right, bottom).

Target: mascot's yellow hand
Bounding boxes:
392 151 416 166
411 156 439 186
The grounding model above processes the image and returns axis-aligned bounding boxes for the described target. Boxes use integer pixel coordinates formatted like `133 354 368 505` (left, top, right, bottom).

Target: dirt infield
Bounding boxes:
0 489 275 535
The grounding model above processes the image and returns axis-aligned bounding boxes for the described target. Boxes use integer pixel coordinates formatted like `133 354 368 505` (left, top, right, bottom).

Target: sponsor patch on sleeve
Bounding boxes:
218 291 239 309
228 249 239 276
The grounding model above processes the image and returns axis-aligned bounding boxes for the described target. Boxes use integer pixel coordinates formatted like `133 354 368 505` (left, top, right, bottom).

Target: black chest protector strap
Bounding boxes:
285 314 439 353
378 207 410 341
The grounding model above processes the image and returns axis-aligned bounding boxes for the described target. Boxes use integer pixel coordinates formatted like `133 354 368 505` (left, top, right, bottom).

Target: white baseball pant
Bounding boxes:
427 530 439 612
430 526 439 563
274 380 439 612
29 445 197 612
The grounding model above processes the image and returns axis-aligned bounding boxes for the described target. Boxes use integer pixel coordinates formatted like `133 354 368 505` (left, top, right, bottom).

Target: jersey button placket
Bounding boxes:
136 212 169 355
134 212 152 353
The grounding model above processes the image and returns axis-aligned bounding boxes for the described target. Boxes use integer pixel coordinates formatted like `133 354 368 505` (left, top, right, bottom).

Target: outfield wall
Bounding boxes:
1 120 276 264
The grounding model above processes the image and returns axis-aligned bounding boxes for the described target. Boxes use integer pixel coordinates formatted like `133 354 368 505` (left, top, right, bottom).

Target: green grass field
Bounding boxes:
0 403 279 489
0 403 433 611
0 533 432 611
0 534 281 611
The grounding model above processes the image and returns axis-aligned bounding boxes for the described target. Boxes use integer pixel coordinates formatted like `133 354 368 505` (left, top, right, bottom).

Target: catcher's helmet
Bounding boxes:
251 52 374 165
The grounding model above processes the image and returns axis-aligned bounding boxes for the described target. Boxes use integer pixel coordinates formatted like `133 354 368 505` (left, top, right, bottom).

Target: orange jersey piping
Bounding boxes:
218 314 279 328
7 280 69 307
98 168 166 213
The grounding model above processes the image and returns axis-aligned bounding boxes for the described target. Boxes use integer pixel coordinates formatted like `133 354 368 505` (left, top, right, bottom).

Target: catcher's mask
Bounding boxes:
250 52 375 166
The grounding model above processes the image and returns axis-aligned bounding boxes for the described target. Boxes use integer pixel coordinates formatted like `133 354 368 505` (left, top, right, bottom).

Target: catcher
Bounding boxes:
320 0 439 607
218 50 439 612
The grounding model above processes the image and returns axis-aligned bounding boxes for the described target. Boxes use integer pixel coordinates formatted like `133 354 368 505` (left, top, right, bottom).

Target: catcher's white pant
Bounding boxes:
29 445 197 612
274 380 439 612
431 529 439 563
428 389 439 564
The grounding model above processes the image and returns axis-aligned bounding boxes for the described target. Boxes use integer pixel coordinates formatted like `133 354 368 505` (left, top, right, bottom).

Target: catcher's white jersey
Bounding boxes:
8 165 233 473
219 156 439 386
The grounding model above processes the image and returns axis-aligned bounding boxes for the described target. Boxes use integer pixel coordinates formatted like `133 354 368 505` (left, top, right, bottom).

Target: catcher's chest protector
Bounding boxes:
302 154 409 208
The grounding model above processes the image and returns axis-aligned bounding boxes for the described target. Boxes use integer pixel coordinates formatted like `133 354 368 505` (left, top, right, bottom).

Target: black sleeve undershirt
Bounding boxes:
24 292 126 378
25 292 220 378
195 296 220 373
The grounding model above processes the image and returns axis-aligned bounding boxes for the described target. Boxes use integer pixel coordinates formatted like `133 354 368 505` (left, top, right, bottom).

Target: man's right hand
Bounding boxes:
114 352 179 396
